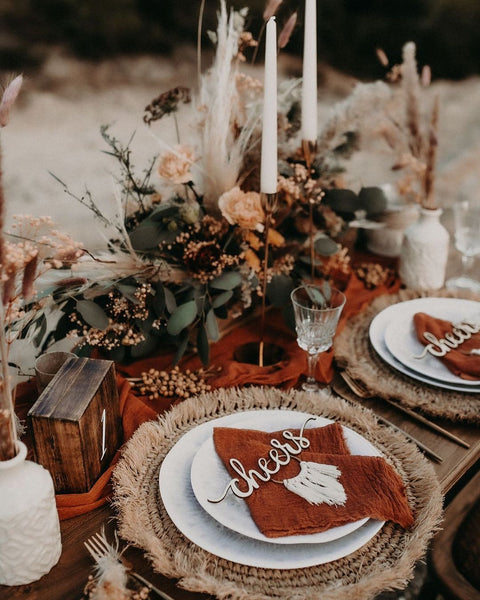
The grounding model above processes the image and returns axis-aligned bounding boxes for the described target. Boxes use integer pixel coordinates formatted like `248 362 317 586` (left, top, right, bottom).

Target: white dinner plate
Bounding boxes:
369 298 480 393
383 299 480 385
159 409 385 570
190 411 381 545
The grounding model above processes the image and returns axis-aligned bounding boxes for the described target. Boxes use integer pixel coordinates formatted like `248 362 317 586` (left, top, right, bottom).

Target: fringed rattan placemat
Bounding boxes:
334 288 480 424
113 386 443 600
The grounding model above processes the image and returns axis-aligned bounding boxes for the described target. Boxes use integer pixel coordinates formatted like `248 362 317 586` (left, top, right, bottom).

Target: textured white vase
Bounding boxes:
398 208 450 290
0 442 62 585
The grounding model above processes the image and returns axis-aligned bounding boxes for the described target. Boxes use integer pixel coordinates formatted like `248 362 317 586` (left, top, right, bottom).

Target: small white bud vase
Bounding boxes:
399 207 450 290
0 442 61 585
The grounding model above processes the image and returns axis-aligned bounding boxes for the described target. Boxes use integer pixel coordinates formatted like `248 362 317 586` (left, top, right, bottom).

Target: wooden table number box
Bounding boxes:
28 357 122 494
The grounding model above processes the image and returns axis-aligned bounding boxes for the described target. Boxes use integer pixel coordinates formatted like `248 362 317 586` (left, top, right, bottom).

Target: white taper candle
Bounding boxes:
260 16 278 194
301 0 318 142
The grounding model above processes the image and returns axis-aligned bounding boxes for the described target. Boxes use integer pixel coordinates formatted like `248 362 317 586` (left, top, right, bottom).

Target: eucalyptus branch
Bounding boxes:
101 126 157 212
49 172 123 234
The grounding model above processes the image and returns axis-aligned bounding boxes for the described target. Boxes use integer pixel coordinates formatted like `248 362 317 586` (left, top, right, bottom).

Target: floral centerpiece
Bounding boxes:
32 1 399 366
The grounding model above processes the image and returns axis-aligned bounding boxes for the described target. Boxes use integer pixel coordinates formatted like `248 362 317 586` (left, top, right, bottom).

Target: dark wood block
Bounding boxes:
28 357 122 494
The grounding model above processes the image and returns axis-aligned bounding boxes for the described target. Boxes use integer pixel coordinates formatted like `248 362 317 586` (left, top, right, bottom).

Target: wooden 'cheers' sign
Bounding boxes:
28 357 122 494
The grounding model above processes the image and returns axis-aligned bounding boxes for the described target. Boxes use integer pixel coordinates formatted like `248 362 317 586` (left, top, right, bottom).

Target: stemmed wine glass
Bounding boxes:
446 198 480 292
291 284 346 392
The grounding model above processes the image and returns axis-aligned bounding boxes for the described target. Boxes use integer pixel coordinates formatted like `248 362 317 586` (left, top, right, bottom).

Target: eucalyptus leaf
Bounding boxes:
164 287 177 313
322 280 332 302
266 275 294 307
197 324 210 366
149 204 180 221
33 313 47 347
173 329 189 365
205 309 220 341
314 236 339 256
212 290 233 309
76 299 109 330
306 286 326 307
153 283 166 315
129 225 163 250
300 256 324 267
167 300 197 335
116 283 140 304
210 271 242 291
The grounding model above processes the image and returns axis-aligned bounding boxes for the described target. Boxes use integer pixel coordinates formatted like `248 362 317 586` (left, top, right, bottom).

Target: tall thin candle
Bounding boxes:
301 0 317 142
260 16 278 194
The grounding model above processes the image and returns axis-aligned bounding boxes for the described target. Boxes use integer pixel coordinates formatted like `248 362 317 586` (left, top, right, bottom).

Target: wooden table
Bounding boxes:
2 376 480 600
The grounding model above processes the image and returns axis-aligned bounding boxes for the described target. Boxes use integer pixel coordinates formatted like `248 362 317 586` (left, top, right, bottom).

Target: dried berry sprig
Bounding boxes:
355 262 395 289
143 87 191 125
129 365 221 400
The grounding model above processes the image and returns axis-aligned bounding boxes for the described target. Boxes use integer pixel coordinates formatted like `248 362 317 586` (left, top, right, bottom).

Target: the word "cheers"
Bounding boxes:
415 319 480 358
208 417 317 503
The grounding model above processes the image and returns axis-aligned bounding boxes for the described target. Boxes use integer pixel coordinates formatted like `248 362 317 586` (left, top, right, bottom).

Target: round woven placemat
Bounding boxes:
112 386 442 600
334 288 480 424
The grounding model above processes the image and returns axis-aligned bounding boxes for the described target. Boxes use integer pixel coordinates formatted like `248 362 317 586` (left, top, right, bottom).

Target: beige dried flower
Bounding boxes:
278 12 297 49
0 75 23 128
157 145 195 184
218 186 265 232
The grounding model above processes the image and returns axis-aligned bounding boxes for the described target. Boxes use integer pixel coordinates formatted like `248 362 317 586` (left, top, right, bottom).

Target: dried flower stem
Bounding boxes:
197 0 206 89
402 42 423 159
0 141 16 460
423 96 439 210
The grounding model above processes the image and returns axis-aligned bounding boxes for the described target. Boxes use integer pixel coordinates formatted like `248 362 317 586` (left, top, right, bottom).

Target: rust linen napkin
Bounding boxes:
213 425 414 538
413 312 480 381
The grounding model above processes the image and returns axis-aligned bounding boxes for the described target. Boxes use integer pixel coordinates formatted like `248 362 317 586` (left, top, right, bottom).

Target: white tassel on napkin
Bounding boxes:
283 462 347 506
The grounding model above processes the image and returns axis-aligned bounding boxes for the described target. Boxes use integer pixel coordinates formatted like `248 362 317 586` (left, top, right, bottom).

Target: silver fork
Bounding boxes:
84 531 175 600
339 371 470 449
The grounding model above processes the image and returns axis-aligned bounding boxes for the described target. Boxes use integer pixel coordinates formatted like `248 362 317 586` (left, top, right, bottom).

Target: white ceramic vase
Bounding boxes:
0 442 62 585
398 207 450 290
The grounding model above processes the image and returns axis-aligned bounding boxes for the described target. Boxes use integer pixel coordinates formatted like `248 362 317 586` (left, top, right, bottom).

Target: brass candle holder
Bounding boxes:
233 191 286 368
302 139 318 282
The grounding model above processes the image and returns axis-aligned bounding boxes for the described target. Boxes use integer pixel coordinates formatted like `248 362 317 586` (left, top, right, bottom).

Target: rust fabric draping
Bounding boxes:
15 273 400 519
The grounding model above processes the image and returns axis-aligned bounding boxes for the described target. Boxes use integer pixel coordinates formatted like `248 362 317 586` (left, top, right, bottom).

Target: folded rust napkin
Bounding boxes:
413 312 480 381
213 424 414 537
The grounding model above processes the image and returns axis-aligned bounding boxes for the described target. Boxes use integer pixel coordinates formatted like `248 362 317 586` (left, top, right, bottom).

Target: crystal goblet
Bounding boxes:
291 285 346 393
446 198 480 292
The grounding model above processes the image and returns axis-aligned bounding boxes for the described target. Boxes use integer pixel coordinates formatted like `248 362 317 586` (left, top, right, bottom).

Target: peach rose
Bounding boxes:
158 145 195 184
218 187 264 232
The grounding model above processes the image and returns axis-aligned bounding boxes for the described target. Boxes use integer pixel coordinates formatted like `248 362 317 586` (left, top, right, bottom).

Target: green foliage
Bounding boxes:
76 299 109 330
167 300 197 336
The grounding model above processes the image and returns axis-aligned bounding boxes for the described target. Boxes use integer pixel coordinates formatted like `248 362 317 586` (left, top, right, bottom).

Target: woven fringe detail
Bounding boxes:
112 386 443 600
335 288 480 424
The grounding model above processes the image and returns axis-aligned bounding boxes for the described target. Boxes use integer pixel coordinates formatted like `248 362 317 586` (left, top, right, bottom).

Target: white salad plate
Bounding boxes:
190 411 382 545
383 298 480 385
159 409 384 570
369 298 480 393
